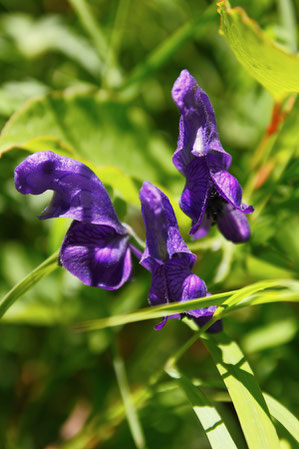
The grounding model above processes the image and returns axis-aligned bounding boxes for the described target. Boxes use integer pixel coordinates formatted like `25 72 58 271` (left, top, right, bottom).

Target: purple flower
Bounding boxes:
15 151 133 290
172 69 253 243
139 181 220 331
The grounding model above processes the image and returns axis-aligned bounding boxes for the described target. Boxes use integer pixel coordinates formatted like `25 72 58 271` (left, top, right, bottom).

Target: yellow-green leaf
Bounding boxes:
217 0 299 101
202 332 281 449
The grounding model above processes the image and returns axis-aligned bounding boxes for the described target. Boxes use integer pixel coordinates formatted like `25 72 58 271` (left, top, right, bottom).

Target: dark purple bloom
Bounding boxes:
172 69 253 243
139 181 220 331
15 151 133 290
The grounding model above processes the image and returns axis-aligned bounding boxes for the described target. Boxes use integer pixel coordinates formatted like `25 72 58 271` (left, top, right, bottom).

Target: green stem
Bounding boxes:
111 340 147 449
102 0 131 88
0 250 59 319
69 0 109 62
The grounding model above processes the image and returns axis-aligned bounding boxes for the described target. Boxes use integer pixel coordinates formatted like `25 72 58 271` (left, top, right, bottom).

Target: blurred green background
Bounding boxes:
0 0 298 448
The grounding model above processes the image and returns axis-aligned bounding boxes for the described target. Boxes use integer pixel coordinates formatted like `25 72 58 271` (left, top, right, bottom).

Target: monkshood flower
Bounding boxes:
172 69 254 243
139 181 221 332
14 151 134 290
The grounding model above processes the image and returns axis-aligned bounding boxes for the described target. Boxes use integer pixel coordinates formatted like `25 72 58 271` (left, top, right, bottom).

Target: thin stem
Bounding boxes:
111 340 147 449
102 0 131 88
69 0 108 62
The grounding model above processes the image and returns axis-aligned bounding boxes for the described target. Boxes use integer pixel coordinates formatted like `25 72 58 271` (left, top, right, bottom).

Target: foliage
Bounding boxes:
0 1 298 449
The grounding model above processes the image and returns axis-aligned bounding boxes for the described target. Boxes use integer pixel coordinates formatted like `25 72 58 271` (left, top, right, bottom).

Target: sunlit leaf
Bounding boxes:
73 279 299 332
166 367 238 449
264 393 299 444
217 0 299 100
202 332 281 449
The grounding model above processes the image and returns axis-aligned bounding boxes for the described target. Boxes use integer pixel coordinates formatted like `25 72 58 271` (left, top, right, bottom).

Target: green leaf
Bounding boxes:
0 90 176 184
217 0 299 101
272 96 299 159
0 250 59 319
264 393 299 444
166 367 238 449
2 13 102 76
202 332 281 449
73 279 299 332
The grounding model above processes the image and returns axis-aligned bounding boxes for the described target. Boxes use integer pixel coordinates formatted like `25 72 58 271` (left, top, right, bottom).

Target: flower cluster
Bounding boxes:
14 70 252 332
172 70 253 242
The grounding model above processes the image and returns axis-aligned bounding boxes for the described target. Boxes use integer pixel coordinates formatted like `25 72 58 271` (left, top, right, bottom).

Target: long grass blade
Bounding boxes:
166 367 238 449
0 250 59 319
202 332 281 449
264 393 299 444
73 279 299 331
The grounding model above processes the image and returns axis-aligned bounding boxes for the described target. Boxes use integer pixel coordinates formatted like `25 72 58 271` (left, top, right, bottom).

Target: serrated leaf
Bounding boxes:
217 0 299 101
0 90 176 184
166 367 238 449
202 332 281 449
0 250 59 319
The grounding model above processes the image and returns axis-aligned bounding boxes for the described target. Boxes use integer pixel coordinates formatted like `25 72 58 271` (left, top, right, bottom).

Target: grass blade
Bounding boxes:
113 350 147 449
202 332 281 449
73 279 299 332
0 250 59 319
166 367 238 449
264 393 299 444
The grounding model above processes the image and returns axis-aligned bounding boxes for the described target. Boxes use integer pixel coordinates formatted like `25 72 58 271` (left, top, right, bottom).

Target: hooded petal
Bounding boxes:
14 151 125 233
217 204 251 243
180 273 212 319
140 181 195 265
60 221 132 290
172 69 231 174
179 158 211 233
210 169 253 214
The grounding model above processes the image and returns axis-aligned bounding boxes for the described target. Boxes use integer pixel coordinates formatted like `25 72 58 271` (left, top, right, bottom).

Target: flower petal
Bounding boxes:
179 158 210 233
140 181 195 264
191 214 212 240
146 257 197 306
180 273 209 318
217 204 251 243
172 69 230 174
147 261 168 307
60 221 132 290
14 151 124 232
210 169 254 213
193 315 223 333
154 315 181 331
